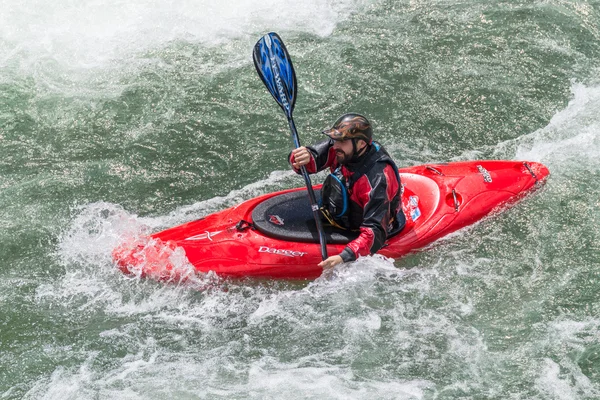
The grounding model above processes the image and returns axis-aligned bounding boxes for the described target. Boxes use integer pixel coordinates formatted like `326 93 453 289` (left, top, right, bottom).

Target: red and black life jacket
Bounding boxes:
320 142 401 231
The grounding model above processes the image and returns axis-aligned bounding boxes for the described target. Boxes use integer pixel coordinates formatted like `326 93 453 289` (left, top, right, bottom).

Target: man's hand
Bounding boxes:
318 255 343 270
291 147 311 169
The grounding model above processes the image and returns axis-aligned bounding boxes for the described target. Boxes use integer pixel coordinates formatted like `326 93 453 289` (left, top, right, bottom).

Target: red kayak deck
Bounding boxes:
113 160 549 280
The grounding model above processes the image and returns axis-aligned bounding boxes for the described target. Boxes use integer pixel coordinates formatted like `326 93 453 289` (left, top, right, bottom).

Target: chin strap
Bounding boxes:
349 139 370 163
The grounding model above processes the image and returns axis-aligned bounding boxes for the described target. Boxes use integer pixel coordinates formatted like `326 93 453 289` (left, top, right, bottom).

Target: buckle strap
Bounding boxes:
523 162 538 182
235 220 255 231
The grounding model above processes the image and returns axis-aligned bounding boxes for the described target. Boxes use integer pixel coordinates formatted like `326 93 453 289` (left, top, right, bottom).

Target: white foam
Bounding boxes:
244 358 433 399
24 348 434 400
26 276 443 399
0 0 365 72
535 357 599 400
57 202 149 266
35 236 489 399
55 167 298 269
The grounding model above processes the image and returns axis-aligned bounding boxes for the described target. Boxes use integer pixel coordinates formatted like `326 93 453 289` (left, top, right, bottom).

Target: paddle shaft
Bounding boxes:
287 117 328 261
253 32 328 261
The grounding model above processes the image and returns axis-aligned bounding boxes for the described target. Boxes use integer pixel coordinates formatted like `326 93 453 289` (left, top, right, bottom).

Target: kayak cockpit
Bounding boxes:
251 189 408 244
251 189 359 244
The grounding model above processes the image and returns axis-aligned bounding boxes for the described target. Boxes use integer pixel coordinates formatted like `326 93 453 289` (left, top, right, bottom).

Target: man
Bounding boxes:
289 113 405 270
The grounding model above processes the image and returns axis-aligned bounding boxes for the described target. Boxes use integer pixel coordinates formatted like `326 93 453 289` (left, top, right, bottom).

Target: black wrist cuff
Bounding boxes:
340 247 356 263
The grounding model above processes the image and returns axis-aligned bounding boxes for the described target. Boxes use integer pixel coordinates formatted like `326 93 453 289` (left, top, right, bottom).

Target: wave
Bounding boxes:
513 82 600 166
0 0 365 72
452 82 600 171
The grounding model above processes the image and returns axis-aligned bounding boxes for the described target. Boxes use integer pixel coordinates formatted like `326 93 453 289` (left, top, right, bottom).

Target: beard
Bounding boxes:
335 150 352 165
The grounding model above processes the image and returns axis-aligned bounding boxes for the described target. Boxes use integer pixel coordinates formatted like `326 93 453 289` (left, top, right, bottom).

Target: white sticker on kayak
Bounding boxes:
409 195 419 207
185 231 222 241
409 195 421 221
411 207 421 222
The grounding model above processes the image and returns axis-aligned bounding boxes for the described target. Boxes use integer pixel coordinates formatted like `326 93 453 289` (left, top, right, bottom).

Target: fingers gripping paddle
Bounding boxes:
253 32 328 260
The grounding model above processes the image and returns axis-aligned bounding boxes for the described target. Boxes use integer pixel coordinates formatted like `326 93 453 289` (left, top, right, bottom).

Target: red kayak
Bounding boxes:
113 160 549 280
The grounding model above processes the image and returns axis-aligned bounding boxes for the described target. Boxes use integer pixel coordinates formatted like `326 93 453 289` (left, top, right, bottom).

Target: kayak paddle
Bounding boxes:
253 32 328 261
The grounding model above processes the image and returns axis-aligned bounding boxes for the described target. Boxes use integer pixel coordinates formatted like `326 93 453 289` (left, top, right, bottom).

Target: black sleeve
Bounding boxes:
288 139 336 174
360 172 392 254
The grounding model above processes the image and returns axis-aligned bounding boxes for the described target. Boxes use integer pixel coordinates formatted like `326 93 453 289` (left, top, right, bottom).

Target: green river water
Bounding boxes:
1 0 600 398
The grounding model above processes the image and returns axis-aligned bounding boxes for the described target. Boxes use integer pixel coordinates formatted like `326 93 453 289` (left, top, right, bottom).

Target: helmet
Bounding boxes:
322 113 372 144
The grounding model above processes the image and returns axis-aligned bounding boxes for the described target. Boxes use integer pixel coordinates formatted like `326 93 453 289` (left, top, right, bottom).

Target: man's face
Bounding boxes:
332 139 365 164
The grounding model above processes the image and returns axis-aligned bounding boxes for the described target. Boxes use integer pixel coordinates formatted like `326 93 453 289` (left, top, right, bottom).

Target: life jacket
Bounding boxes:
320 142 401 230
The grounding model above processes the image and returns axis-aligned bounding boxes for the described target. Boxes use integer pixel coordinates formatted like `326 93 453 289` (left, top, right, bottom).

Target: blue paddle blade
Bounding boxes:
253 32 297 118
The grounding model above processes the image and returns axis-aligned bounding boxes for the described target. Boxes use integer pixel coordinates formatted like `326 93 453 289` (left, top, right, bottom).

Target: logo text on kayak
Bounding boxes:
259 246 307 257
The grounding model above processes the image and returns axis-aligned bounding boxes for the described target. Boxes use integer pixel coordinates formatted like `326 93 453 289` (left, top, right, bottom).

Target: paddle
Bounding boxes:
253 32 328 261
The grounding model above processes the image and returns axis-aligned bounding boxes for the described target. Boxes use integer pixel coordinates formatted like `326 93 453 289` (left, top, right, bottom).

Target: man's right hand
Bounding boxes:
291 147 311 169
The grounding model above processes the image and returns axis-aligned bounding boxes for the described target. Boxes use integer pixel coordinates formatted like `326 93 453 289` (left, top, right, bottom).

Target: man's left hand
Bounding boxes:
318 255 344 270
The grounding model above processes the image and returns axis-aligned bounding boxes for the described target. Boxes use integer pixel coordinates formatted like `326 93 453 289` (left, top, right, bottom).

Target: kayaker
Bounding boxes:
289 113 405 270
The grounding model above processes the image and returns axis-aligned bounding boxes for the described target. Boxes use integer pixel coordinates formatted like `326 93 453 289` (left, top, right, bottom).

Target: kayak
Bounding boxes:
113 160 549 280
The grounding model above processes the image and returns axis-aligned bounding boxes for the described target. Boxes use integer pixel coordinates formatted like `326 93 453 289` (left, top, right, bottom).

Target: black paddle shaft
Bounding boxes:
253 32 328 260
287 117 328 260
